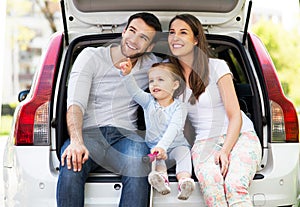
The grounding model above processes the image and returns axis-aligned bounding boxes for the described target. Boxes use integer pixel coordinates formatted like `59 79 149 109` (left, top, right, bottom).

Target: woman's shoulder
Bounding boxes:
209 58 231 78
208 58 227 67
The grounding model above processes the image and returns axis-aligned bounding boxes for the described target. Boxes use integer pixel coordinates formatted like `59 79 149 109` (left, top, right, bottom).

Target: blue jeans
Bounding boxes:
56 127 150 207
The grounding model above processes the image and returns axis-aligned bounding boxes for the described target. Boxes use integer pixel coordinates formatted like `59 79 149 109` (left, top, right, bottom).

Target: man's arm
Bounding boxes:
61 105 89 172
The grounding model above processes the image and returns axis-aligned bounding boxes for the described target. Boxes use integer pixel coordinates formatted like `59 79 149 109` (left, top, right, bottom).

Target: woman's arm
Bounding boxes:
216 73 242 176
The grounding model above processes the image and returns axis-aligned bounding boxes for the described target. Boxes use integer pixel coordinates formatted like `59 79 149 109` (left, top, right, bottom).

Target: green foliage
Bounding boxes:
8 102 18 109
17 26 36 51
0 115 13 136
1 104 15 116
252 20 300 107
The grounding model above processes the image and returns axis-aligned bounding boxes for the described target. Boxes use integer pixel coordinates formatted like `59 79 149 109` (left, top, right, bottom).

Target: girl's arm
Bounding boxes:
120 58 151 107
155 103 188 153
120 58 133 75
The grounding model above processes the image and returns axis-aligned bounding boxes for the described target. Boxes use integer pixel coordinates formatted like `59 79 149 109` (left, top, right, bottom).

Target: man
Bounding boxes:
56 12 162 207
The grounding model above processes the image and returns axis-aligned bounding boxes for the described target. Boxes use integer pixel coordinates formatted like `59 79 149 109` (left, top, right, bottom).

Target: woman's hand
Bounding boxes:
119 58 132 75
214 149 230 177
151 147 167 160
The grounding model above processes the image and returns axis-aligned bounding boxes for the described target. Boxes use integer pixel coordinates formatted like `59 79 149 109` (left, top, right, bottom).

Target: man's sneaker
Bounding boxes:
177 178 195 200
148 171 171 195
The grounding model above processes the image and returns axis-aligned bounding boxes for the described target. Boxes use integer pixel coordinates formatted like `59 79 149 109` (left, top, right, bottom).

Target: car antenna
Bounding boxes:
242 0 252 45
60 0 69 46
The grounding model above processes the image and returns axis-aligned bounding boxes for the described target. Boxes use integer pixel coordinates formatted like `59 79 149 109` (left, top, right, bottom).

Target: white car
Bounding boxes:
3 0 300 206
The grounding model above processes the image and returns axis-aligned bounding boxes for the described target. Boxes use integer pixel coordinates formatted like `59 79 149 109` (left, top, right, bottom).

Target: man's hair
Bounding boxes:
126 12 162 43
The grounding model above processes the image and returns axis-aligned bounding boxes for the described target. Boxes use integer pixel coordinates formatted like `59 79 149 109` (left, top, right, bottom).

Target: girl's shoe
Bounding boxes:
177 178 195 200
148 171 171 195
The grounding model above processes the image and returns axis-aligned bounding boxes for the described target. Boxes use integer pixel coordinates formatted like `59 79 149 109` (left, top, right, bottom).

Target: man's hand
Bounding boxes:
61 141 89 172
151 147 167 160
119 58 132 75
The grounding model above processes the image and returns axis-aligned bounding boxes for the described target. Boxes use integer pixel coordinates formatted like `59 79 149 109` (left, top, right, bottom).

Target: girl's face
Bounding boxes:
168 19 197 59
148 67 179 102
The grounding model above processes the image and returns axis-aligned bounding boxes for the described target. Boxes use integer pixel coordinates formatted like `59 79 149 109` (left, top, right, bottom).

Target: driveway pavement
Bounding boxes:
0 136 8 207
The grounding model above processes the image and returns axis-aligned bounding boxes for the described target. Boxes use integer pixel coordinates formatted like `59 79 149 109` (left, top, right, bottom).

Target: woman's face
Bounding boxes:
168 19 197 59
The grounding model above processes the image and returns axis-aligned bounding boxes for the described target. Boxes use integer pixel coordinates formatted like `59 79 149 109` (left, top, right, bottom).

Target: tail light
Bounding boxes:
249 33 299 142
13 33 63 145
271 101 286 142
33 102 50 145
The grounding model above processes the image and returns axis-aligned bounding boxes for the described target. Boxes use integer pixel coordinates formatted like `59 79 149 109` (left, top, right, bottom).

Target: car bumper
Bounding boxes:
3 143 300 206
249 143 300 207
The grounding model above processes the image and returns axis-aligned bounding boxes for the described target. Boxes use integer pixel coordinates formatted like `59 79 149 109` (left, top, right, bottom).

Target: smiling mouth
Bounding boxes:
126 42 137 50
172 44 183 49
152 88 161 93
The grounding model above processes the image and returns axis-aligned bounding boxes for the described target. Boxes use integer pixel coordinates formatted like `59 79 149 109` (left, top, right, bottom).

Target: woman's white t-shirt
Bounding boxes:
180 58 255 141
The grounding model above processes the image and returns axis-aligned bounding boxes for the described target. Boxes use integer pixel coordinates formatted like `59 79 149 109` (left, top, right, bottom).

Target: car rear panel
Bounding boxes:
3 19 300 207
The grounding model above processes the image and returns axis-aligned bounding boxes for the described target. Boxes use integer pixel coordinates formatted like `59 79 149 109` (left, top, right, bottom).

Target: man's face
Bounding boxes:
121 18 156 59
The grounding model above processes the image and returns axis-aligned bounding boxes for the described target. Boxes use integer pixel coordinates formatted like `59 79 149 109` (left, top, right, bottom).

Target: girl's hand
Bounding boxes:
119 58 132 75
214 149 230 177
151 147 167 160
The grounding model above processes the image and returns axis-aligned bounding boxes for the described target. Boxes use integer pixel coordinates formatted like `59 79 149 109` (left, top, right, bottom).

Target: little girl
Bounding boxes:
120 60 195 200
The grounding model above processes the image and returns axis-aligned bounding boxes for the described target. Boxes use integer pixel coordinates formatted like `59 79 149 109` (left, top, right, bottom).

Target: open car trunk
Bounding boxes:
55 32 264 182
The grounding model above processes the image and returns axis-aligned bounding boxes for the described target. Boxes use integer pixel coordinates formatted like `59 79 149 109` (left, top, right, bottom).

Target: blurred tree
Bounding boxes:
17 26 36 50
34 0 60 33
6 0 33 16
252 20 300 106
6 0 60 50
7 0 60 33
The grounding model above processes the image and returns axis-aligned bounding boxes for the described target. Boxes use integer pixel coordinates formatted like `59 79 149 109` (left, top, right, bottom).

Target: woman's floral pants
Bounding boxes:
191 132 262 207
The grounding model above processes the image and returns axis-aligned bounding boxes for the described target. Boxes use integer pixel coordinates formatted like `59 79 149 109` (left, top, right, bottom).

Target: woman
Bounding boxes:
168 14 262 206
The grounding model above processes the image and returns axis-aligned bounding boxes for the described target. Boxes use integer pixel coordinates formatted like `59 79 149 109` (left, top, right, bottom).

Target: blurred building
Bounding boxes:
3 1 61 103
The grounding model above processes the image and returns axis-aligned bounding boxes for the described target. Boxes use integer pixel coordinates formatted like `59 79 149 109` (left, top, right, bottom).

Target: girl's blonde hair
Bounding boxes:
149 62 185 98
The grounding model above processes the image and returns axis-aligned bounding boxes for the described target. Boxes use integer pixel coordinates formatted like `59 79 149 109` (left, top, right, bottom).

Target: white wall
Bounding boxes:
2 9 58 104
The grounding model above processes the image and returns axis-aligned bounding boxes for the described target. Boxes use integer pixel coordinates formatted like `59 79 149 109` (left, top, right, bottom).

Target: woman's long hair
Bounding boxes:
168 14 209 104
